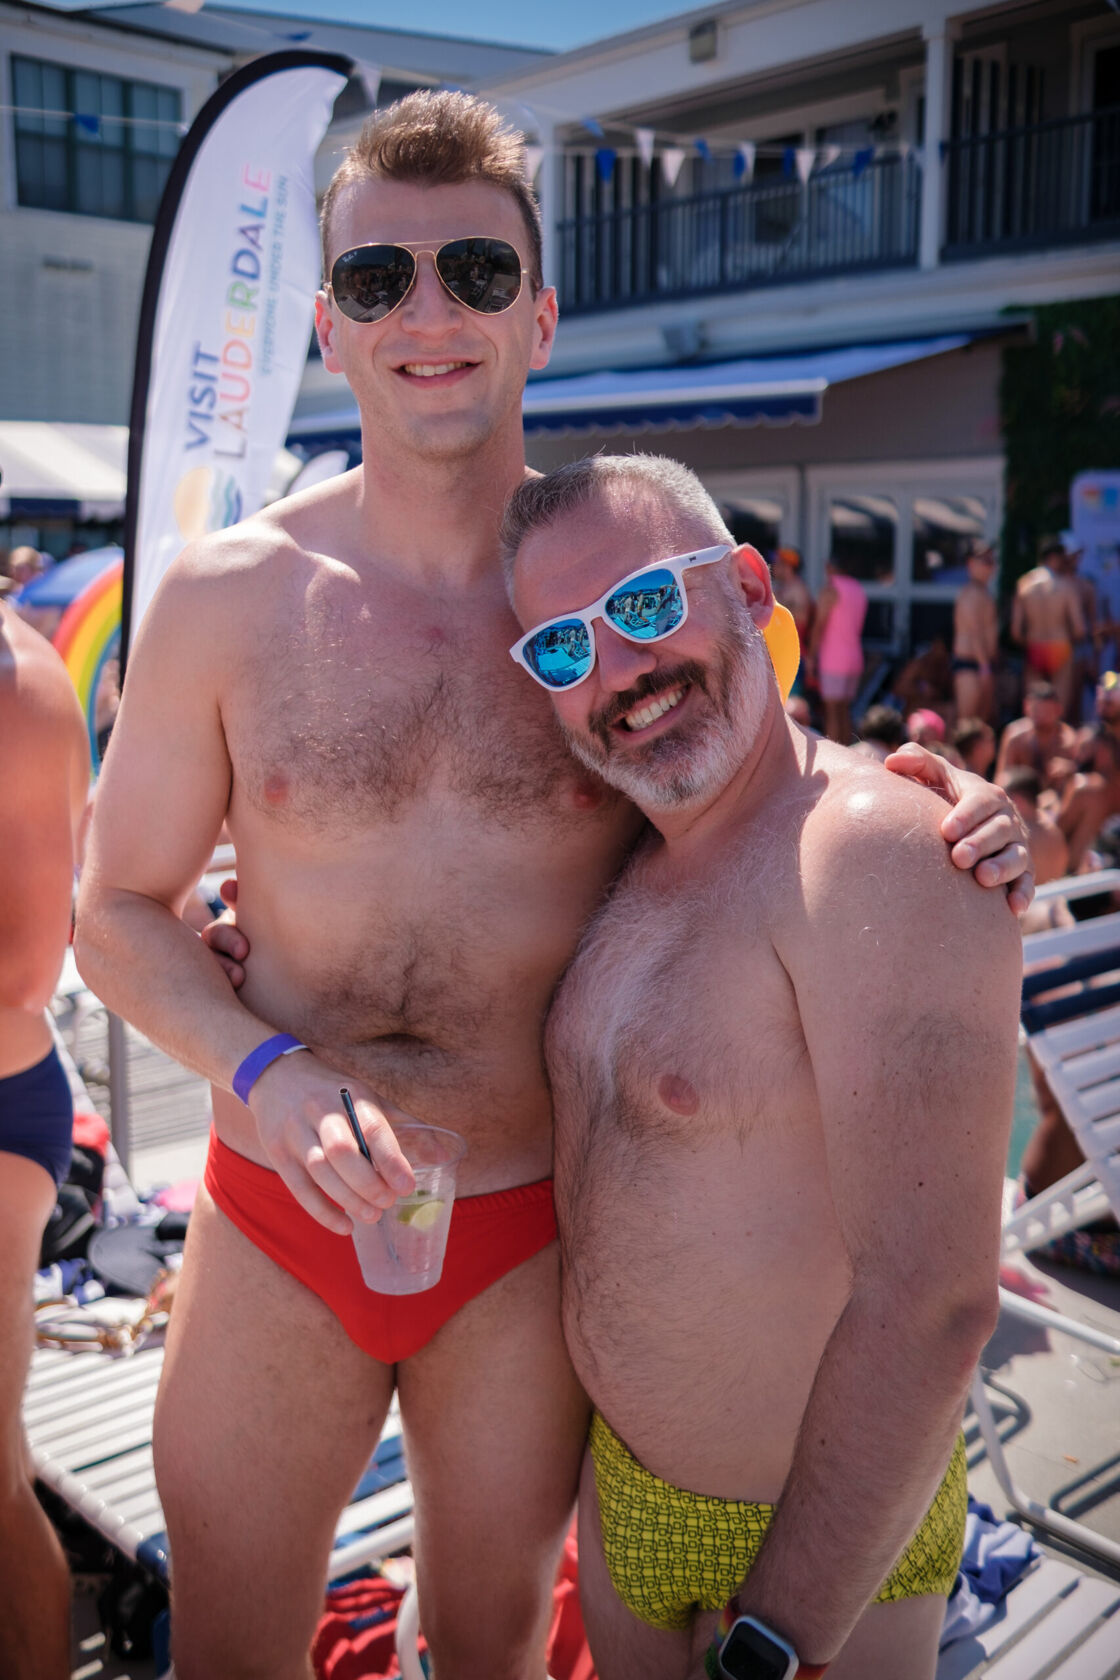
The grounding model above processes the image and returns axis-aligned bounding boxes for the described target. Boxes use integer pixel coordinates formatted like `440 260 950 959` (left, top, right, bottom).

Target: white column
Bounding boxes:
534 118 559 294
920 25 956 270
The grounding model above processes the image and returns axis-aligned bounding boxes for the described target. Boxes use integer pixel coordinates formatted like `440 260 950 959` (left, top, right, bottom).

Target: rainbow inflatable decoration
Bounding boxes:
53 558 124 772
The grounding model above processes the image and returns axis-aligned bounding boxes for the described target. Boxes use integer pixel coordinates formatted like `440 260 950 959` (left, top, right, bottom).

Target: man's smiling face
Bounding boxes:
316 175 556 463
511 487 776 813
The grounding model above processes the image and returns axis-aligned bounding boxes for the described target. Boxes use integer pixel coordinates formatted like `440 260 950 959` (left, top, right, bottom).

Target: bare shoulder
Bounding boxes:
0 607 84 736
797 747 1010 930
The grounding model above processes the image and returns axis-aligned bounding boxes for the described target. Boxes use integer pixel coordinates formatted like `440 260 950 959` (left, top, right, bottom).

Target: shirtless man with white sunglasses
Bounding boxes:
76 92 1031 1680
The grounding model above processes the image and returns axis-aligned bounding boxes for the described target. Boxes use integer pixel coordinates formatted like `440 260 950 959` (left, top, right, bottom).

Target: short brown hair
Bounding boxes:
320 90 543 289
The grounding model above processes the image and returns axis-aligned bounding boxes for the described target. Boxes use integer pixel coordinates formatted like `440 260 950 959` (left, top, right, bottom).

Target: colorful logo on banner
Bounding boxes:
53 559 123 771
127 56 349 650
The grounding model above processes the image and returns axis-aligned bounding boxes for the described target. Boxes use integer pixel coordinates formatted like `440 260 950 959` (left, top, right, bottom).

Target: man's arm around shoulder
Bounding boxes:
729 781 1022 1667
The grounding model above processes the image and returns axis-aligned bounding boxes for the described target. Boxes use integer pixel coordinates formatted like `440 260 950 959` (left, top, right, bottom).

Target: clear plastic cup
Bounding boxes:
351 1122 467 1295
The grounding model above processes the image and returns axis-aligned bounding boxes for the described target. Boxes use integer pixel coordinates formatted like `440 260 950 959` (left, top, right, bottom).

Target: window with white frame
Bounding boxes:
810 463 1001 654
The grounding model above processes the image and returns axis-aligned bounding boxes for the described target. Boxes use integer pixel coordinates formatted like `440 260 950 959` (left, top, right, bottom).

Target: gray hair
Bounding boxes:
500 454 733 592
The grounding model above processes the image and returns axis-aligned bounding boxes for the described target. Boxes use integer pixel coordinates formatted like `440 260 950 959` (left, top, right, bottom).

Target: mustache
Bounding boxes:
588 660 709 744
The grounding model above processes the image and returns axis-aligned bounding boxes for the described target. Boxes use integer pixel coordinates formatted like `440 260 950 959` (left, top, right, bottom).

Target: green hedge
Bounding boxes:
1000 294 1120 592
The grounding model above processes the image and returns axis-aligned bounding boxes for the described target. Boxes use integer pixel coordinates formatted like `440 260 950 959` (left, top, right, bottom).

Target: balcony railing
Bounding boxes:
944 104 1120 257
557 153 920 314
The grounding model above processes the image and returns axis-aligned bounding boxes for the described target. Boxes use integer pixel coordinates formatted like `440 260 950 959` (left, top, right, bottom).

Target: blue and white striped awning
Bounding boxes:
520 335 974 437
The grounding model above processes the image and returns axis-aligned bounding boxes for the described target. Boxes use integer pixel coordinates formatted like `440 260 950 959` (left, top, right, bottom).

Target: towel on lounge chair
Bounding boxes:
312 1525 595 1680
939 1497 1039 1648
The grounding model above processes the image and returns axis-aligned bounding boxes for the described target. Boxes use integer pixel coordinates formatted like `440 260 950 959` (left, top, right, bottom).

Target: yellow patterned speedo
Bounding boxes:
588 1414 967 1632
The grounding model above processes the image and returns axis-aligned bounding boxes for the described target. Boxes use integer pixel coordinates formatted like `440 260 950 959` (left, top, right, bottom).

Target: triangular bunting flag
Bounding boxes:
734 141 756 182
795 147 815 184
582 117 605 138
782 146 795 179
852 146 873 178
595 146 616 183
355 61 382 110
74 112 100 136
661 146 687 187
635 127 655 167
695 137 711 160
817 145 841 170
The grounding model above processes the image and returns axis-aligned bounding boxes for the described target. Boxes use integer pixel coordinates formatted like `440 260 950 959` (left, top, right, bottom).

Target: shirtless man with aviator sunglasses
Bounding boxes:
76 93 1031 1680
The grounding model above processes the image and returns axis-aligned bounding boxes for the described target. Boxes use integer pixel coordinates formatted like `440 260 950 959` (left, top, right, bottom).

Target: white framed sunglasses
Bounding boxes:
510 543 731 691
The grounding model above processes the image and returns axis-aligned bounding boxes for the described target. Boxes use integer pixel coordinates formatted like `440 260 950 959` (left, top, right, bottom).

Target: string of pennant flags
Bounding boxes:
522 135 917 189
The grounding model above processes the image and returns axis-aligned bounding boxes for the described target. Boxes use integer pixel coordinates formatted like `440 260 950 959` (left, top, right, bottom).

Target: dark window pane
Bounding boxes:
15 134 44 204
75 145 104 214
862 600 895 642
910 600 956 648
41 64 68 136
132 83 157 122
828 495 897 584
42 136 68 207
13 58 42 132
101 150 126 218
73 72 104 139
130 154 161 222
101 76 123 123
911 495 986 585
721 497 783 554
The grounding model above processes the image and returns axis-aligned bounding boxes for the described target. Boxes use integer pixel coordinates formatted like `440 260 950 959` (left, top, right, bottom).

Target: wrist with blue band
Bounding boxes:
232 1033 309 1105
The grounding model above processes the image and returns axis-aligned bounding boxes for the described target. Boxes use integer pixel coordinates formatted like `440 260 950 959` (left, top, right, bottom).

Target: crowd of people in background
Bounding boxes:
767 529 1120 909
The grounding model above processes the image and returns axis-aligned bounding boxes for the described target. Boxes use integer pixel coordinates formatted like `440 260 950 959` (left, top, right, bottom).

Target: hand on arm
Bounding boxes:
727 800 1022 1665
883 744 1034 914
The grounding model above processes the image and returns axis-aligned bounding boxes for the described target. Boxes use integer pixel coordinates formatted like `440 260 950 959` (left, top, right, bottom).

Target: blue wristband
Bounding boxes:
232 1033 308 1105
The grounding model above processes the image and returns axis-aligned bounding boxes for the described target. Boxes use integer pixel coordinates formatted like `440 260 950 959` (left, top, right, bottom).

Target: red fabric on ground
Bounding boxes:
313 1526 596 1680
72 1109 110 1155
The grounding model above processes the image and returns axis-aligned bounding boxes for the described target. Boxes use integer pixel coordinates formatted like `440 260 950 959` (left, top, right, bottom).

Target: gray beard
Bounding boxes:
561 610 772 813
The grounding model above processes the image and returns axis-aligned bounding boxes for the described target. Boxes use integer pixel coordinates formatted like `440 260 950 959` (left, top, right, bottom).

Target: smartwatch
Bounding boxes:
717 1613 826 1680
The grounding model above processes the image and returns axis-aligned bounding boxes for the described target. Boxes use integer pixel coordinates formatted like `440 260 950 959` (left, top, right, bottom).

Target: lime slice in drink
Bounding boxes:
396 1196 445 1231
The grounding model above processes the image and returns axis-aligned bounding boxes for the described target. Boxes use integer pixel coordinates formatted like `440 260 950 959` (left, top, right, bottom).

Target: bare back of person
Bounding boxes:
1016 566 1077 644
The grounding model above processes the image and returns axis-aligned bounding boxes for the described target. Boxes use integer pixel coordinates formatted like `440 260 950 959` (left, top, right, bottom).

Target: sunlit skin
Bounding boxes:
510 486 1023 1680
79 157 1034 1680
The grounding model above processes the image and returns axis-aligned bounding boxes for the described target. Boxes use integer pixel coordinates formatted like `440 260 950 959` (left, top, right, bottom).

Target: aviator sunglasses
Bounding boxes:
329 236 527 323
510 544 731 691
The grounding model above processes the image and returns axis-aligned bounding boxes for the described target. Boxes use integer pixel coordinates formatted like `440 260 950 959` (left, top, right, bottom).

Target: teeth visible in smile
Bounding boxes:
622 686 684 731
402 362 470 377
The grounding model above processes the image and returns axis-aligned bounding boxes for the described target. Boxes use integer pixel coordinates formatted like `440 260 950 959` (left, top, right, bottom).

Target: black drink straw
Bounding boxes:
340 1088 373 1162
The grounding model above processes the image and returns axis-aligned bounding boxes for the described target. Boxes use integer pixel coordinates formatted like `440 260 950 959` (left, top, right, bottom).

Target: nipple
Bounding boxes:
262 771 290 805
571 778 604 811
657 1073 699 1116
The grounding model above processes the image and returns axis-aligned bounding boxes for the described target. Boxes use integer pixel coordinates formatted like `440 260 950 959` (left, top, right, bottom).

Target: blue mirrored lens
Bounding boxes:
524 619 592 688
605 568 684 640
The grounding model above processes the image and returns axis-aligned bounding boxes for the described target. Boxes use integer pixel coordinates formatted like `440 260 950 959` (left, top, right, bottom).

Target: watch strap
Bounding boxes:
709 1600 828 1679
232 1033 309 1104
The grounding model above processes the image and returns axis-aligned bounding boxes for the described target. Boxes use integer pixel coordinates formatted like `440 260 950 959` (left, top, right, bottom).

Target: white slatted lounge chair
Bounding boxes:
1031 868 1120 907
1004 994 1120 1261
936 1554 1120 1679
23 1342 415 1588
